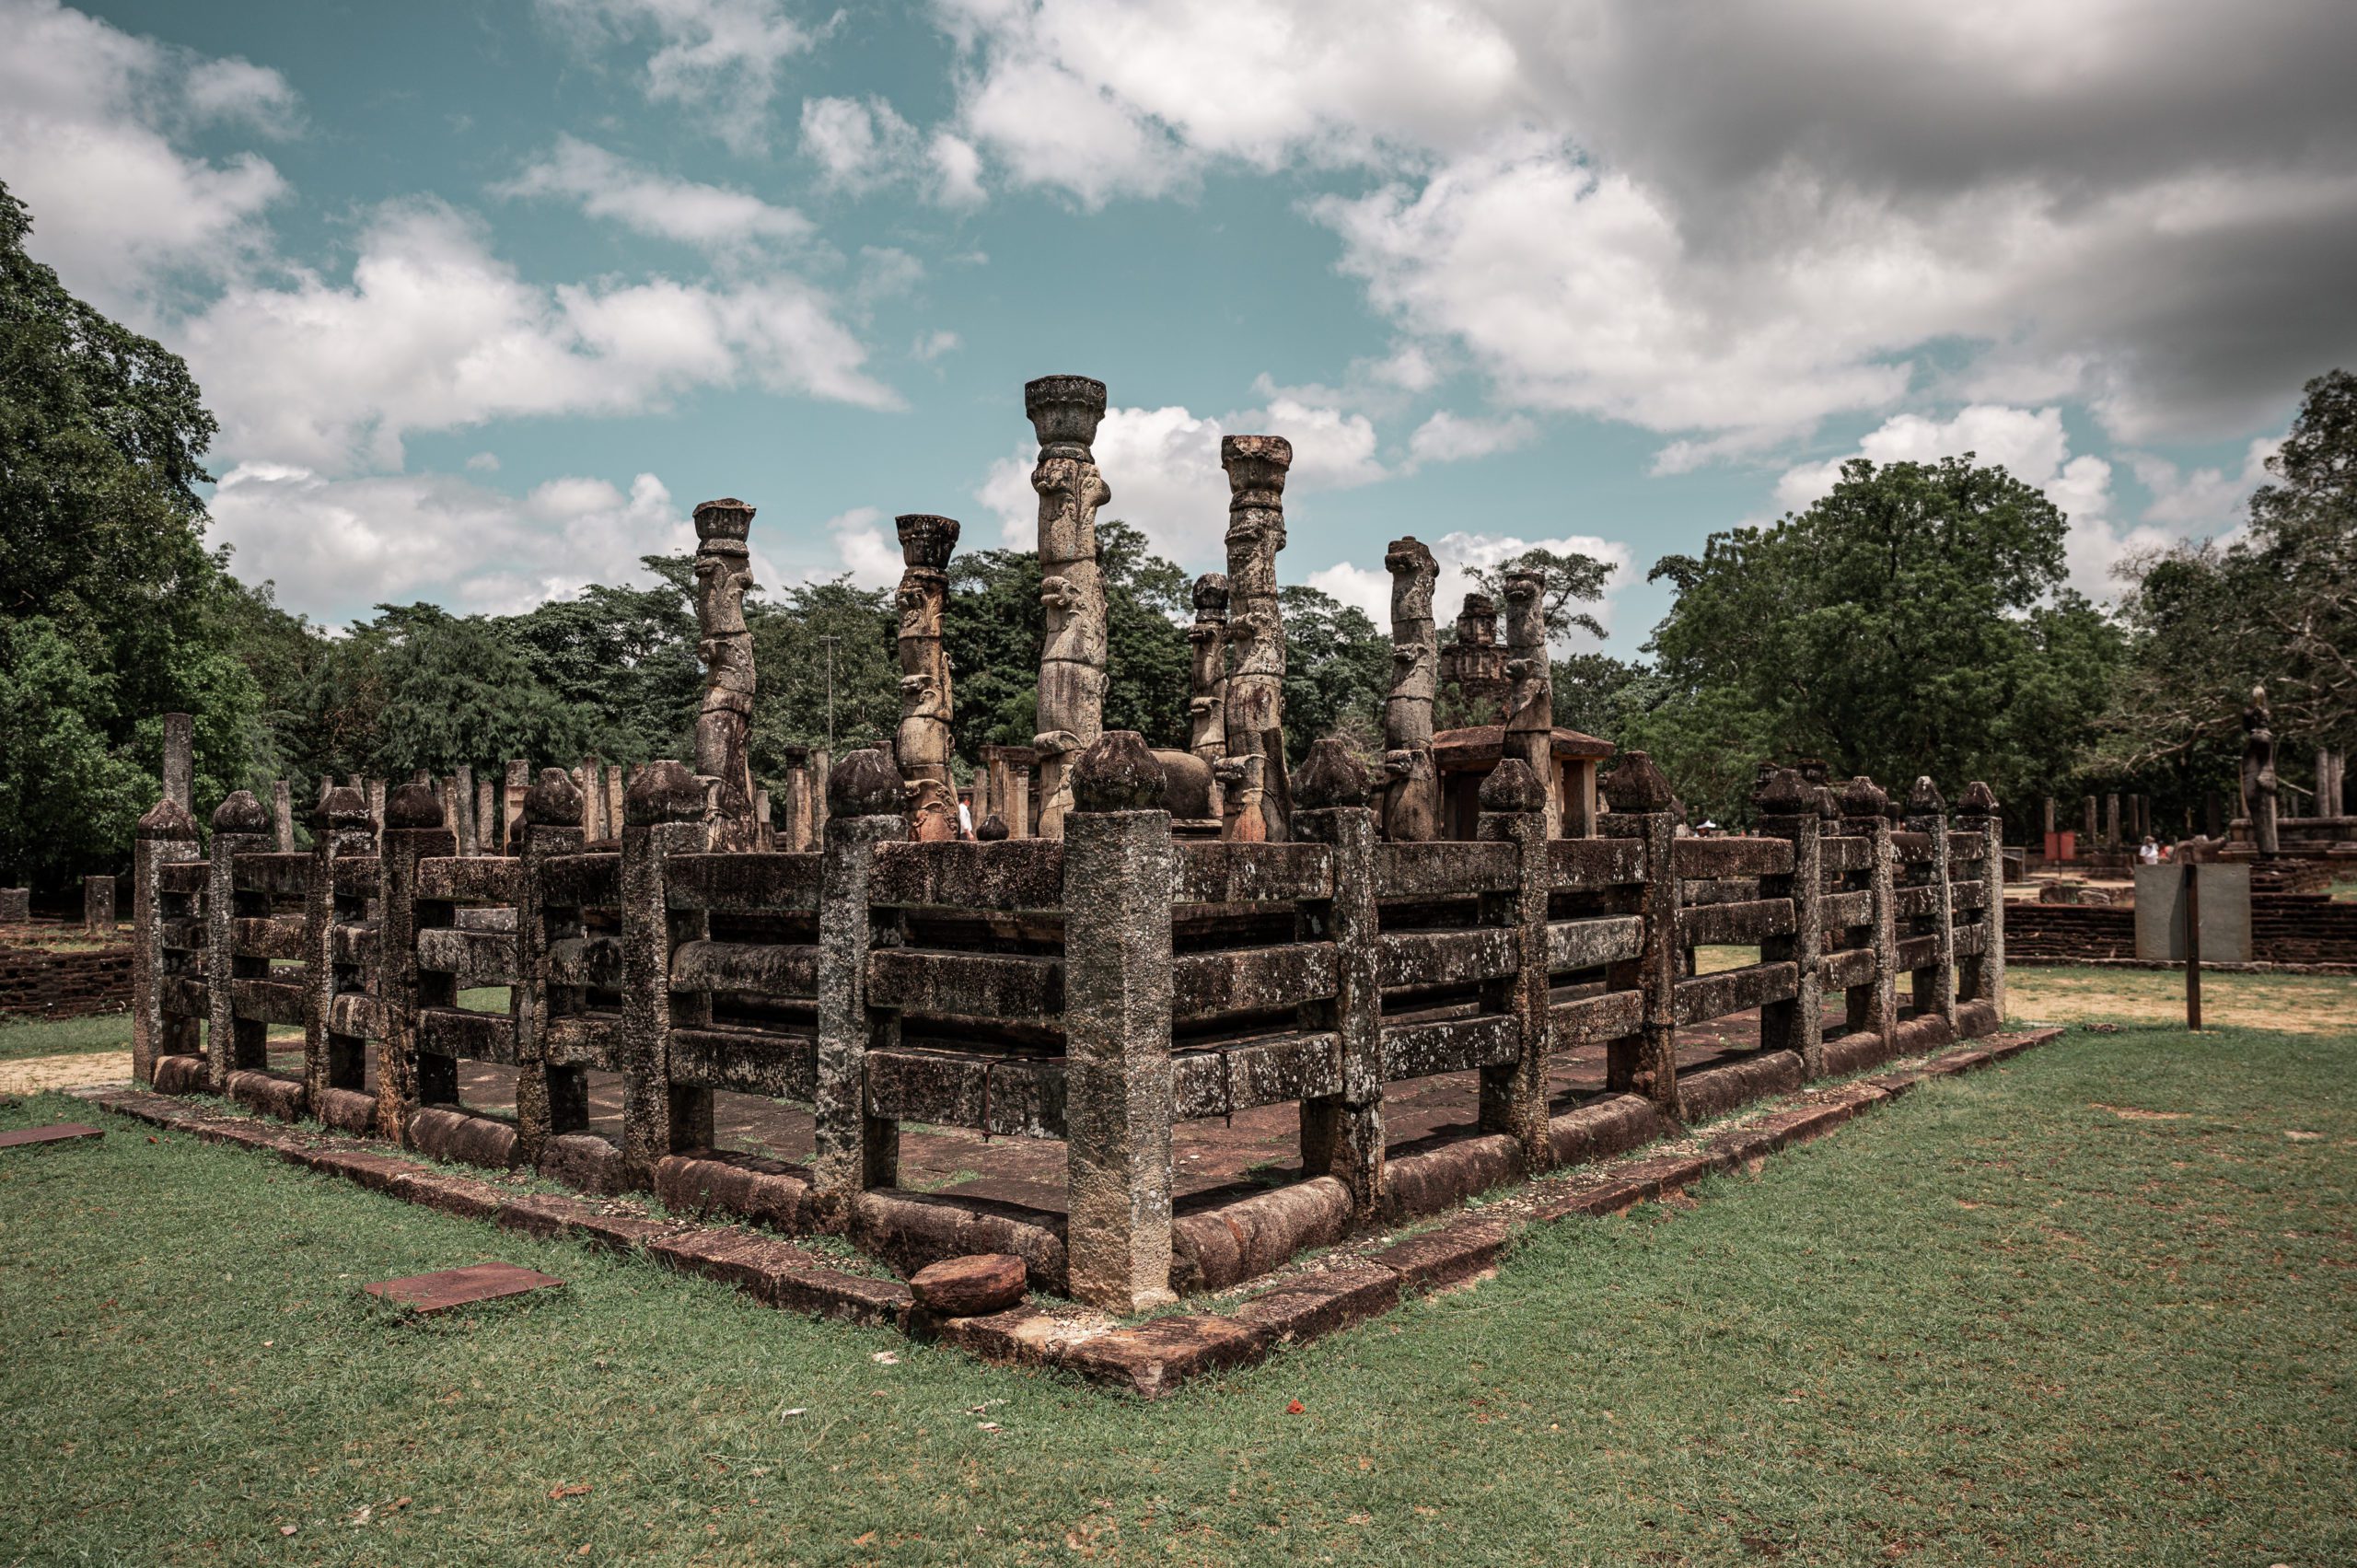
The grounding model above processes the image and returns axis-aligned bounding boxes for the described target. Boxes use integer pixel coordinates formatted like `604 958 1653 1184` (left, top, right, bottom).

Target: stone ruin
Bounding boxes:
120 373 2013 1330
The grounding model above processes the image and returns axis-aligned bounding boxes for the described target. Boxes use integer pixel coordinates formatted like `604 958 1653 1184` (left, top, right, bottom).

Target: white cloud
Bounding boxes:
537 0 819 147
210 463 700 618
931 0 2357 449
465 451 500 472
180 200 899 472
976 396 1386 563
498 136 813 250
0 0 289 310
1409 410 1537 465
800 95 919 191
911 329 960 363
2129 436 2282 533
816 506 903 590
1306 528 1633 649
927 132 986 207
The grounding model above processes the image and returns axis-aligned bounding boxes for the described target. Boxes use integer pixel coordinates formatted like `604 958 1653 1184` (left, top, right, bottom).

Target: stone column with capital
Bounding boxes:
893 513 961 842
1382 537 1441 842
1440 594 1509 724
692 497 759 849
1221 434 1294 842
1502 567 1556 837
1187 573 1230 823
1027 376 1111 840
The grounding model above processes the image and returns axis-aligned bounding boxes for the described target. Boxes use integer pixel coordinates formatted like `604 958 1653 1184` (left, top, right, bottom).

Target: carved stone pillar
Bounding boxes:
1221 434 1294 842
691 497 758 849
1027 375 1111 841
1382 537 1440 842
892 513 960 842
1187 573 1230 823
2241 684 2279 854
1440 594 1508 723
1502 569 1556 838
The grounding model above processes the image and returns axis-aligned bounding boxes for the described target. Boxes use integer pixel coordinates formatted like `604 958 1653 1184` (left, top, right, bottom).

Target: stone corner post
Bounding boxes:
1501 568 1557 838
131 797 202 1086
1475 755 1554 1167
204 791 273 1097
1292 738 1385 1218
812 748 911 1216
1905 777 1957 1028
513 772 587 1168
1955 780 2005 1022
1754 769 1824 1076
620 760 714 1187
1062 731 1178 1314
302 786 376 1114
378 783 456 1145
1599 750 1681 1118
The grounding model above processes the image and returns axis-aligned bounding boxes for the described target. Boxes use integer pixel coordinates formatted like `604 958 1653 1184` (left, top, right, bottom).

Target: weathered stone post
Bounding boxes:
1476 757 1555 1166
131 798 201 1086
2080 794 2096 848
477 773 499 855
272 778 296 854
980 746 1033 839
1754 768 1824 1074
302 786 375 1115
451 764 476 855
204 791 273 1096
1292 738 1385 1218
1221 435 1295 842
83 875 114 935
366 778 386 831
1955 781 2005 1021
1904 777 1956 1028
775 745 811 852
1027 376 1112 841
812 749 909 1214
1502 568 1556 838
1382 538 1441 842
512 770 587 1169
378 783 455 1144
1600 751 1681 1116
1187 574 1231 824
2104 792 2119 849
1062 732 1178 1313
691 499 760 850
619 761 714 1185
2241 685 2280 854
893 514 960 837
161 711 193 810
1840 778 1898 1047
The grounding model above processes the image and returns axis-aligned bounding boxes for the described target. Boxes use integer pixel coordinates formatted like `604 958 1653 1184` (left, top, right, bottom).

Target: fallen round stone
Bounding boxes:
909 1253 1028 1318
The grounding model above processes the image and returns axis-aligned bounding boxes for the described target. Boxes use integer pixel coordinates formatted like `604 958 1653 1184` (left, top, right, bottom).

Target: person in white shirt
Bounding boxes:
2137 835 2161 865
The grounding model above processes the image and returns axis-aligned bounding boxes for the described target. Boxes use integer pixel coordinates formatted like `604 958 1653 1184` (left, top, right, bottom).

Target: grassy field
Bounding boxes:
2 1013 2351 1565
0 1012 131 1062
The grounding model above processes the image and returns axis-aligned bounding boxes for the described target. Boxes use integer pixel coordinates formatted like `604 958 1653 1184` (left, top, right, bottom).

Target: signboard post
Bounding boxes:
2135 862 2249 1031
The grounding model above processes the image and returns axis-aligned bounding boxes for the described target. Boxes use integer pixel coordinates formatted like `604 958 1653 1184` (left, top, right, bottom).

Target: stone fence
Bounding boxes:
130 738 2004 1312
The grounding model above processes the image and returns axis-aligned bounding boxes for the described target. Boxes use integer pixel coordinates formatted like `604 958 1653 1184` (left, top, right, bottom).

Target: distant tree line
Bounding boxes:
4 177 2350 888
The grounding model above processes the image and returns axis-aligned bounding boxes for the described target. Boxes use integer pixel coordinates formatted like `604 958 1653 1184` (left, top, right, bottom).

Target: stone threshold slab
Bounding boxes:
0 1121 104 1148
366 1261 564 1313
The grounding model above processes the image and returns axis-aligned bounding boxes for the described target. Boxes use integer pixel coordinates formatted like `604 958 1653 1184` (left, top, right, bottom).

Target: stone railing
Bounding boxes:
129 738 2004 1312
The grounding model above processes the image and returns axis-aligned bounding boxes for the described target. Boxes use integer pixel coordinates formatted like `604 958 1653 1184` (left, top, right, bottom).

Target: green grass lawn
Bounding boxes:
2 1020 2351 1565
0 1011 130 1061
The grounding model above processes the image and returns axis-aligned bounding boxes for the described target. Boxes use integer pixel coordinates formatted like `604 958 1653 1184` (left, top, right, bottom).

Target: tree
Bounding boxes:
2100 368 2356 817
1469 546 1613 643
1550 652 1646 740
0 180 268 885
1635 455 2120 825
1277 585 1393 769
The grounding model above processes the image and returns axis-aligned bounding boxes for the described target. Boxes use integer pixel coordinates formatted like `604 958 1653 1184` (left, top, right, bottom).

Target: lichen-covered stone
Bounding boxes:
524 767 584 826
976 813 1010 842
1955 779 2000 817
1071 730 1164 813
1598 749 1675 815
1904 774 1946 817
826 747 905 819
384 782 444 829
1478 757 1546 815
625 759 704 826
1752 766 1814 816
211 790 270 835
1294 737 1370 809
1840 773 1889 820
136 797 200 841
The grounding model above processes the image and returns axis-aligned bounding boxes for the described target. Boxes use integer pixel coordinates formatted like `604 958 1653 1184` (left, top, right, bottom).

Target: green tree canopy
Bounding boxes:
1630 455 2120 824
0 180 268 885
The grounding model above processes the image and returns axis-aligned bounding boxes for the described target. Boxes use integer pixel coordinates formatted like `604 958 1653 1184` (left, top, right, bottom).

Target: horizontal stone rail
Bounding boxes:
127 751 2006 1315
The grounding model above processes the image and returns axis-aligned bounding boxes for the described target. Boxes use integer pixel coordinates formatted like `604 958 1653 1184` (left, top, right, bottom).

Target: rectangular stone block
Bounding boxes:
365 1262 563 1313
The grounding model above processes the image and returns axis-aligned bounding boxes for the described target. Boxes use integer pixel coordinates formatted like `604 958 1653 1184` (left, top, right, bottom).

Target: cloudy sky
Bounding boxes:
6 0 2352 646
